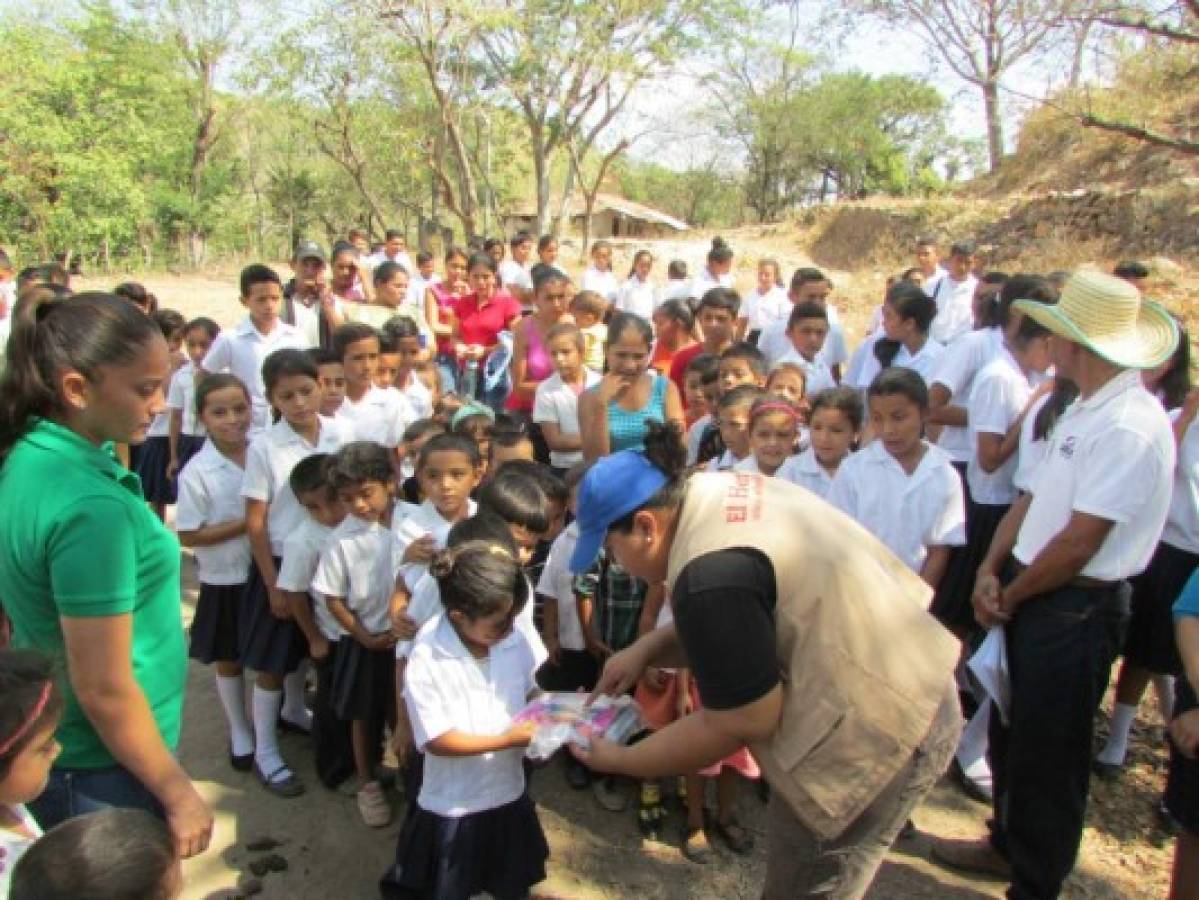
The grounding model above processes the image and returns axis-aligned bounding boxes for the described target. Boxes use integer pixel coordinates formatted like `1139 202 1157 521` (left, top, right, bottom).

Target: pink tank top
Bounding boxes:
505 320 555 411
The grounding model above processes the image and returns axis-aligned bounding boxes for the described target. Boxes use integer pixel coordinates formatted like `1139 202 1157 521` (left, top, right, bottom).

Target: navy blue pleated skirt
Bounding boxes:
134 435 175 505
1166 679 1199 836
189 581 246 665
1125 541 1198 675
239 557 306 676
331 638 395 722
380 793 548 899
931 497 1009 636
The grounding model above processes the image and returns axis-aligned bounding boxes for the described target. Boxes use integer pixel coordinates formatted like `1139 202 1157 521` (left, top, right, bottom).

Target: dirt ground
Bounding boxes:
72 235 1190 899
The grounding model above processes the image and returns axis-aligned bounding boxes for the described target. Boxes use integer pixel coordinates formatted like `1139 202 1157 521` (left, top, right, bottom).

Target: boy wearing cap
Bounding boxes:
285 240 344 350
928 241 979 346
930 270 1180 898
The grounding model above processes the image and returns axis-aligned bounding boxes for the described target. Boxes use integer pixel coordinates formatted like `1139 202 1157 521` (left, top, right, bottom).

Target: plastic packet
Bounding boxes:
513 692 643 761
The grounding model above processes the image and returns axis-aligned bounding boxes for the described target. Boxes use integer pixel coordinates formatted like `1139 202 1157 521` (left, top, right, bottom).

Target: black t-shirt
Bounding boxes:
672 548 779 711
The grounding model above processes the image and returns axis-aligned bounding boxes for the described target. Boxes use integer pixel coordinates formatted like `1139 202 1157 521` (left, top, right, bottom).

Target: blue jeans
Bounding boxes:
28 764 165 831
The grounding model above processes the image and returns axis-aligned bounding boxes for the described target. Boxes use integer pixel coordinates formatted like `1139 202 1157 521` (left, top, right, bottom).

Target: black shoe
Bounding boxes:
565 758 591 790
230 748 254 772
1091 758 1124 781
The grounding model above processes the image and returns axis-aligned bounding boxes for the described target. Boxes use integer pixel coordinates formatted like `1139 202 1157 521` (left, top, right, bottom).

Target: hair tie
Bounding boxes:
752 401 801 421
0 682 52 756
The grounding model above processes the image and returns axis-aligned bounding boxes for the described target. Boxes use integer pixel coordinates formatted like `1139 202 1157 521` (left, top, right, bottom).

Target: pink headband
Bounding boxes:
0 682 52 756
752 401 801 422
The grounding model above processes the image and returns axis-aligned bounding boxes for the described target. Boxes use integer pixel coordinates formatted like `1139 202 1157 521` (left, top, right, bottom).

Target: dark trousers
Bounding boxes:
988 579 1129 900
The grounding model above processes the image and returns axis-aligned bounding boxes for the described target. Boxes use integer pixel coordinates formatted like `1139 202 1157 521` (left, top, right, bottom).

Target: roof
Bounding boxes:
503 192 689 231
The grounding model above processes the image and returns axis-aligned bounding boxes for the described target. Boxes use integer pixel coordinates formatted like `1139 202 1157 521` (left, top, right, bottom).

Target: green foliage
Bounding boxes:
617 160 745 228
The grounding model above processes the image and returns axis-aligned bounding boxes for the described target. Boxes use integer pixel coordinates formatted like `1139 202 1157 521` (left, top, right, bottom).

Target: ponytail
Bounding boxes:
1033 378 1079 442
0 291 161 460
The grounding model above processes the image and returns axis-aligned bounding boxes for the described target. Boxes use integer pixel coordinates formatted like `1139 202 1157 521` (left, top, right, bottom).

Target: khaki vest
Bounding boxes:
667 472 960 839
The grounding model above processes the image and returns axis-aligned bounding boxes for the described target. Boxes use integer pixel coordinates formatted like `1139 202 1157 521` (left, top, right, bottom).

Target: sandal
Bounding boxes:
714 815 754 855
254 762 305 798
681 825 715 864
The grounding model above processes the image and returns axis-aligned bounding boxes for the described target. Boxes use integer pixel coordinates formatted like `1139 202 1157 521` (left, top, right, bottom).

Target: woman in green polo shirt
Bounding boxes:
0 292 212 858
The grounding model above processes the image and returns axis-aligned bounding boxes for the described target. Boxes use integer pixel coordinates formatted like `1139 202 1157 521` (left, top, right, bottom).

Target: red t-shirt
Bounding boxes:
669 342 704 408
452 290 522 352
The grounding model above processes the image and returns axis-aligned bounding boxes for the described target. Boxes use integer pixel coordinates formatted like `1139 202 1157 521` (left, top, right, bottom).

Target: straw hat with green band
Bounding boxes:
1013 269 1179 370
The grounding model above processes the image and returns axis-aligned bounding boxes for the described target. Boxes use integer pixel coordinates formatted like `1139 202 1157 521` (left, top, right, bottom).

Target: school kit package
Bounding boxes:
513 692 642 760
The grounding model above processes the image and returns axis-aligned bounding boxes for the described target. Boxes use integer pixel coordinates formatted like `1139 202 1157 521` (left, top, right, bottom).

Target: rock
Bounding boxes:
245 836 282 853
247 854 289 877
235 876 264 897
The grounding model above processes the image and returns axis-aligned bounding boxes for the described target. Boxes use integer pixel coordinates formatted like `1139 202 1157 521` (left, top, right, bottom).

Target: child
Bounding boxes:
781 386 862 498
738 257 787 341
451 402 496 473
717 341 768 394
569 290 609 373
10 808 180 900
581 239 619 305
381 316 434 419
669 287 740 404
765 361 806 408
310 347 350 421
660 259 690 303
828 368 965 588
275 454 354 791
498 234 534 310
914 235 946 296
691 236 735 296
489 423 537 474
330 241 369 303
682 352 717 430
616 250 655 319
315 443 402 827
0 649 63 896
334 323 414 451
927 240 979 345
650 299 696 376
408 251 442 304
853 281 945 391
706 385 766 471
775 302 836 396
242 349 348 797
166 316 219 481
398 418 446 499
381 542 548 900
175 374 255 772
135 309 187 520
201 264 308 434
736 396 802 477
689 358 723 467
534 323 601 475
530 234 564 286
284 240 345 349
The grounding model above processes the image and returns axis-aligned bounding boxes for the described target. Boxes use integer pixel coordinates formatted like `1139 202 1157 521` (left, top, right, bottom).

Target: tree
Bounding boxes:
856 0 1092 172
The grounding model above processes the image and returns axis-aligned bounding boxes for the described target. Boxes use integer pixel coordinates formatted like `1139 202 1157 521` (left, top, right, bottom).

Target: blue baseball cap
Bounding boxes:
569 451 669 574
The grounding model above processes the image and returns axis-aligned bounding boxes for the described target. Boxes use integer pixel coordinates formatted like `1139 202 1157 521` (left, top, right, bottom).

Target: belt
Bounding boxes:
1011 560 1121 591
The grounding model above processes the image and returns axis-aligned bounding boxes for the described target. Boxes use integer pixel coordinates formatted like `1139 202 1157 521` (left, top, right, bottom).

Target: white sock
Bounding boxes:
1154 674 1175 723
1097 702 1138 765
955 701 991 773
281 664 312 729
252 686 287 779
215 674 254 757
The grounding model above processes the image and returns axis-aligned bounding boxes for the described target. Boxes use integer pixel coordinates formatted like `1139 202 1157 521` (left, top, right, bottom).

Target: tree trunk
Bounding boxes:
982 78 1004 173
551 162 576 238
533 140 551 236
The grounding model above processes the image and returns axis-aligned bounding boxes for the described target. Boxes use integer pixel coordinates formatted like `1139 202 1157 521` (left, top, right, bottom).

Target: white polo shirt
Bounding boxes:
533 370 601 469
659 280 692 303
498 260 531 297
397 373 434 421
277 516 342 640
707 449 748 472
1014 392 1055 494
404 613 539 817
828 439 966 573
930 326 1005 463
967 348 1035 506
741 286 789 333
686 414 711 467
615 276 656 319
313 514 398 634
1014 370 1175 580
166 361 204 437
691 268 733 299
242 415 346 557
774 348 837 396
759 316 848 372
928 274 978 345
849 338 946 393
581 267 619 303
392 499 477 591
1161 408 1199 554
338 385 413 448
536 523 585 651
175 441 251 585
776 446 836 499
201 316 309 433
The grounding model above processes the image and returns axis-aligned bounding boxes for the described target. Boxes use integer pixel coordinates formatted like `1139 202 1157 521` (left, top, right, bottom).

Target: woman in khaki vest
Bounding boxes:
569 422 962 899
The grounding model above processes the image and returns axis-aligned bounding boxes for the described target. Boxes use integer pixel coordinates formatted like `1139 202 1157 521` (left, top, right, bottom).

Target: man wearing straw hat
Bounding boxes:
931 269 1180 898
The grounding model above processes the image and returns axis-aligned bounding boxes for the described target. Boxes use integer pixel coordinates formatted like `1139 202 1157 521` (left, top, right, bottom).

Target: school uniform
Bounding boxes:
928 273 978 345
758 316 848 374
995 369 1174 899
201 316 309 434
685 414 711 467
819 304 850 372
775 446 836 499
929 326 1005 466
581 267 619 304
828 439 966 575
742 286 789 334
313 516 399 722
134 407 175 505
176 442 252 664
338 385 414 449
690 268 732 299
848 338 946 394
1166 578 1199 837
535 524 599 692
1013 392 1055 494
278 516 355 789
382 613 548 900
408 272 442 308
392 499 477 592
240 414 346 674
166 360 206 472
533 370 602 471
707 449 749 472
615 275 656 319
498 260 531 300
773 348 837 396
397 372 434 421
1124 408 1199 675
658 280 692 304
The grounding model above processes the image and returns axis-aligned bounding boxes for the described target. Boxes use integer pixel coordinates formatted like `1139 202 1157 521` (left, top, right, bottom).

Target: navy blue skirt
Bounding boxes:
134 435 175 505
239 557 307 676
176 433 205 473
331 638 395 722
380 793 548 900
313 642 356 790
931 496 1009 637
1166 678 1199 836
189 581 246 665
1125 541 1198 675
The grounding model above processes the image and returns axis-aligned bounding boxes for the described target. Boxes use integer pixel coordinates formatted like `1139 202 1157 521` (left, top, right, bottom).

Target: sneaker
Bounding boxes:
357 781 391 828
593 775 628 812
929 836 1012 880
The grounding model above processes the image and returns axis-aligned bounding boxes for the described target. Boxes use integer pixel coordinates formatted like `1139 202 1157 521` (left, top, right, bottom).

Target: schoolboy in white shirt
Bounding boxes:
928 241 979 346
334 323 415 451
774 302 837 396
